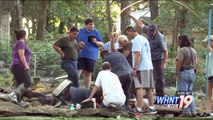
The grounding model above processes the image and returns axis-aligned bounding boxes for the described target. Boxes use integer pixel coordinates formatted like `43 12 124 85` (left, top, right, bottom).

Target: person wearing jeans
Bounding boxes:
174 35 197 117
61 60 78 87
53 26 79 87
177 69 196 115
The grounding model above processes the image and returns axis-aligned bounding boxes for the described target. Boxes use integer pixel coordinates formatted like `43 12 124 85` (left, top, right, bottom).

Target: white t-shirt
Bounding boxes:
95 70 126 106
132 35 153 70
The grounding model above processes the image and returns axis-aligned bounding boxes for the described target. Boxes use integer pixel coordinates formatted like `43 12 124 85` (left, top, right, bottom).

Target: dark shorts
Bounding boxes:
208 76 213 83
77 58 96 72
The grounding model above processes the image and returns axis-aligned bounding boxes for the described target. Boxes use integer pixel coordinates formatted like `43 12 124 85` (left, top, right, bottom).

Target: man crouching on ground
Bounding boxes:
82 62 126 109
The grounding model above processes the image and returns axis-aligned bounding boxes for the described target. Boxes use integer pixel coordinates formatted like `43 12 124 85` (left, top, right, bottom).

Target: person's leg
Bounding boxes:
83 59 95 88
132 73 144 112
136 88 143 109
145 88 154 106
10 68 32 102
119 74 131 108
177 71 191 114
23 69 32 89
61 60 79 87
11 68 24 87
152 60 165 96
83 70 92 88
187 70 196 114
129 77 136 99
206 83 213 113
77 58 84 86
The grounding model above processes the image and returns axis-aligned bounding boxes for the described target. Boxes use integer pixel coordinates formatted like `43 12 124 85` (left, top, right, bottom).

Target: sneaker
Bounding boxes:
17 101 30 108
130 108 145 114
8 92 18 103
146 107 157 114
200 112 211 117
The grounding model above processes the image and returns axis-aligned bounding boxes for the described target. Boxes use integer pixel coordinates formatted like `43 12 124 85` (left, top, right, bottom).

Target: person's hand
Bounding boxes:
79 41 85 48
125 10 131 16
173 74 178 81
131 69 137 77
207 45 212 51
109 33 114 41
81 98 91 103
91 38 98 45
161 62 166 70
24 65 30 70
60 52 65 59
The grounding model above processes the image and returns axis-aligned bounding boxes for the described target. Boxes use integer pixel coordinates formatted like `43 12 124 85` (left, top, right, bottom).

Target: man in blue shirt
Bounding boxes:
77 17 104 88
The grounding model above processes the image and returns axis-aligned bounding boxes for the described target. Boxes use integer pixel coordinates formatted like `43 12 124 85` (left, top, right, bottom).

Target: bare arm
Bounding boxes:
123 50 131 58
52 44 64 58
126 10 143 27
174 58 183 80
96 41 104 48
161 51 168 69
81 85 100 103
110 34 118 52
91 38 104 48
18 49 29 70
132 51 141 76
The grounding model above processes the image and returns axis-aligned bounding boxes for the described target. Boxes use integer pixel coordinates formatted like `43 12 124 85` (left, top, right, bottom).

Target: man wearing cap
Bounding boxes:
126 11 168 96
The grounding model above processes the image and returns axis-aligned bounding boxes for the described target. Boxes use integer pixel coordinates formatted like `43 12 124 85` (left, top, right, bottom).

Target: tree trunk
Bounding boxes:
171 9 178 54
106 0 113 33
149 0 158 21
120 0 131 34
87 0 93 17
46 1 51 33
178 8 187 34
58 21 65 34
36 0 47 41
9 0 23 42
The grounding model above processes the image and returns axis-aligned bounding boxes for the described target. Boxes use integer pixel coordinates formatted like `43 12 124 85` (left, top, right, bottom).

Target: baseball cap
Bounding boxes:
149 24 157 32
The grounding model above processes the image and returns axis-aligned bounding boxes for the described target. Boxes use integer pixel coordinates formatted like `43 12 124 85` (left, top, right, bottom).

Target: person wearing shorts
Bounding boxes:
200 35 213 117
124 26 156 114
77 17 103 88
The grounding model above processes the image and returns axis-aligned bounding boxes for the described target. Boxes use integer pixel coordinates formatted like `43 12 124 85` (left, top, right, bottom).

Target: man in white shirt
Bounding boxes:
126 11 168 96
124 26 156 114
82 62 126 107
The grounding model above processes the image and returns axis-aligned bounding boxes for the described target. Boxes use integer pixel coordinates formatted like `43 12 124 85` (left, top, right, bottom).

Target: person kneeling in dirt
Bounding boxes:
82 62 126 110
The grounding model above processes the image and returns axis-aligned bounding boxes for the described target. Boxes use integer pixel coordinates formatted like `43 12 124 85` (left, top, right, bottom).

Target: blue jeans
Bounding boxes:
177 69 196 114
61 60 79 87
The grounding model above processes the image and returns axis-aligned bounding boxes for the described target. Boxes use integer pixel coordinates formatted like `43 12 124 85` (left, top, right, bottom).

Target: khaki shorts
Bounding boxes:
133 70 154 88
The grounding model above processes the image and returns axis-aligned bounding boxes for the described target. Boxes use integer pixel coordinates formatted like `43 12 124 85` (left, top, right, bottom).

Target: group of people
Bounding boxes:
9 10 213 117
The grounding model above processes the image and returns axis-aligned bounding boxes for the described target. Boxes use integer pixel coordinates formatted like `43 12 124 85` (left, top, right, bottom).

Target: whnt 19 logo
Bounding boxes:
154 95 193 108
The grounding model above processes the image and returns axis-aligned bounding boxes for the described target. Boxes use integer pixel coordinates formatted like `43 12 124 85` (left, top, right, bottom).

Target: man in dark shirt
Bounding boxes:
52 26 79 87
100 50 132 109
